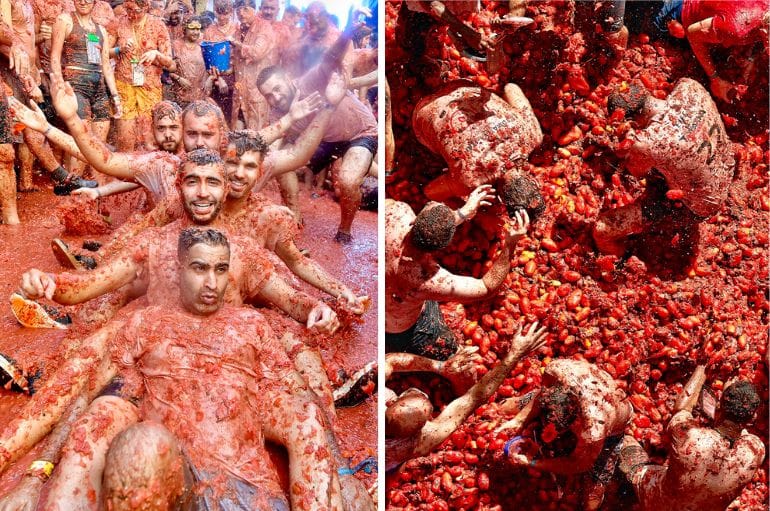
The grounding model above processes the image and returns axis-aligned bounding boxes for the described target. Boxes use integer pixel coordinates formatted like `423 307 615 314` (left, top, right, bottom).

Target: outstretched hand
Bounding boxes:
505 209 530 245
459 184 495 222
325 71 348 106
510 321 547 355
48 73 80 122
441 345 484 394
8 98 47 133
289 91 323 123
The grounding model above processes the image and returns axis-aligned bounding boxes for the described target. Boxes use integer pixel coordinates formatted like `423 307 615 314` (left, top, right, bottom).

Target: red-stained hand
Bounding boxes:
306 302 340 334
19 269 57 301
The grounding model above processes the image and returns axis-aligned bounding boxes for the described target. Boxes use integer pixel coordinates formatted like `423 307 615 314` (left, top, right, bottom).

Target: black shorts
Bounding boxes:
65 70 111 121
189 466 290 511
385 300 457 361
307 136 377 174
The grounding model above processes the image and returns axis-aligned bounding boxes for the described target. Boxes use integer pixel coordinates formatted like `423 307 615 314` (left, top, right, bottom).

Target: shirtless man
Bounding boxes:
258 20 378 241
19 149 339 333
498 358 632 510
12 228 347 510
0 150 340 476
619 365 765 511
386 323 547 472
284 1 341 78
593 79 735 256
412 81 544 205
385 189 529 360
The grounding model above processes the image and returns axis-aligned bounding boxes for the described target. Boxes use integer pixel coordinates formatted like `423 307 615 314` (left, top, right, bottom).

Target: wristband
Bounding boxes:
114 47 120 56
457 209 467 222
27 460 54 480
503 436 523 458
338 467 354 476
43 124 52 137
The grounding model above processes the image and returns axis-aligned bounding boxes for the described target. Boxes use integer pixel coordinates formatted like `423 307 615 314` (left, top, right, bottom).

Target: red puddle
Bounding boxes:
0 179 377 493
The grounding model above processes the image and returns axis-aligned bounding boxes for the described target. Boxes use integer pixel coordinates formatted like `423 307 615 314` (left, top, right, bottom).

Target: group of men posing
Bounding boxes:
385 1 766 510
0 0 379 509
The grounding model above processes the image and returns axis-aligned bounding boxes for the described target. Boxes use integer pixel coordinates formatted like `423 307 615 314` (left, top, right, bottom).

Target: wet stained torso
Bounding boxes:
119 304 285 493
412 85 542 188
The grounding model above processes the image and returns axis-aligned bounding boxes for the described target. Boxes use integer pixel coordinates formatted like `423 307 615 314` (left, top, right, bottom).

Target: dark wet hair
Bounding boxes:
228 130 268 156
607 85 648 119
214 0 234 14
283 5 300 17
256 65 286 87
539 385 580 431
178 228 230 260
721 381 761 424
501 175 545 221
182 100 226 130
152 100 182 124
411 203 456 252
184 148 223 168
233 0 255 8
353 25 373 48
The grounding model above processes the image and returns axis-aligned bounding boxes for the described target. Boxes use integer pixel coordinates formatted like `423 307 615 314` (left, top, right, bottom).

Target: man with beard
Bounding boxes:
257 21 377 241
5 228 352 510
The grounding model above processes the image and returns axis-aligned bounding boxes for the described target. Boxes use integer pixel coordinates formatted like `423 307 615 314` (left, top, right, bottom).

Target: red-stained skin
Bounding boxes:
0 183 376 495
386 0 768 509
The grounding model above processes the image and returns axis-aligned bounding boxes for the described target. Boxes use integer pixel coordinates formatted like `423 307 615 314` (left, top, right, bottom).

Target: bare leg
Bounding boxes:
592 201 645 256
277 171 302 224
43 396 140 511
23 128 63 174
16 142 35 192
0 143 19 224
89 120 112 185
101 422 189 511
333 146 373 241
261 388 346 511
116 119 136 152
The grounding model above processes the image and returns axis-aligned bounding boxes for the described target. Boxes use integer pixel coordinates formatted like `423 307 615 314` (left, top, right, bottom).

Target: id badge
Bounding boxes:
86 33 101 65
131 61 145 86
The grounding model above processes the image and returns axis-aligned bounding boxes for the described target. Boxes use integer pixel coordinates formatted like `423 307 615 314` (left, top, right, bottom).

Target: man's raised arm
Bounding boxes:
49 74 136 181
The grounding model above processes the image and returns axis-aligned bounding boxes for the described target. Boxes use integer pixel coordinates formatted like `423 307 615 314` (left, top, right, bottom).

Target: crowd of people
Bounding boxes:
386 1 767 510
0 0 379 509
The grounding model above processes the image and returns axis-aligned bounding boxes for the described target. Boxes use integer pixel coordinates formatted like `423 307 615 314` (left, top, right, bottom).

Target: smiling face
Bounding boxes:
178 162 227 224
124 0 147 22
224 146 263 200
257 73 295 114
73 0 95 17
179 242 230 315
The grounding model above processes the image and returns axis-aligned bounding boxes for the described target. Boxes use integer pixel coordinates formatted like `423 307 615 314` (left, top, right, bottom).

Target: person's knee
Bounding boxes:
102 422 187 510
0 144 14 164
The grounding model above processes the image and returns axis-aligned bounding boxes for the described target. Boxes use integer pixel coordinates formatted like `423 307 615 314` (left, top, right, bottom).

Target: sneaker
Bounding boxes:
53 175 98 196
0 352 31 394
51 239 82 270
333 361 377 408
9 293 69 330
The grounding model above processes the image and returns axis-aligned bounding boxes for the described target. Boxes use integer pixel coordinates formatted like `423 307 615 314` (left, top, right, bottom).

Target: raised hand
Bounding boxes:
289 91 323 123
8 98 48 133
505 209 530 245
48 73 80 122
325 71 348 106
441 345 484 394
459 184 495 222
511 321 547 355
